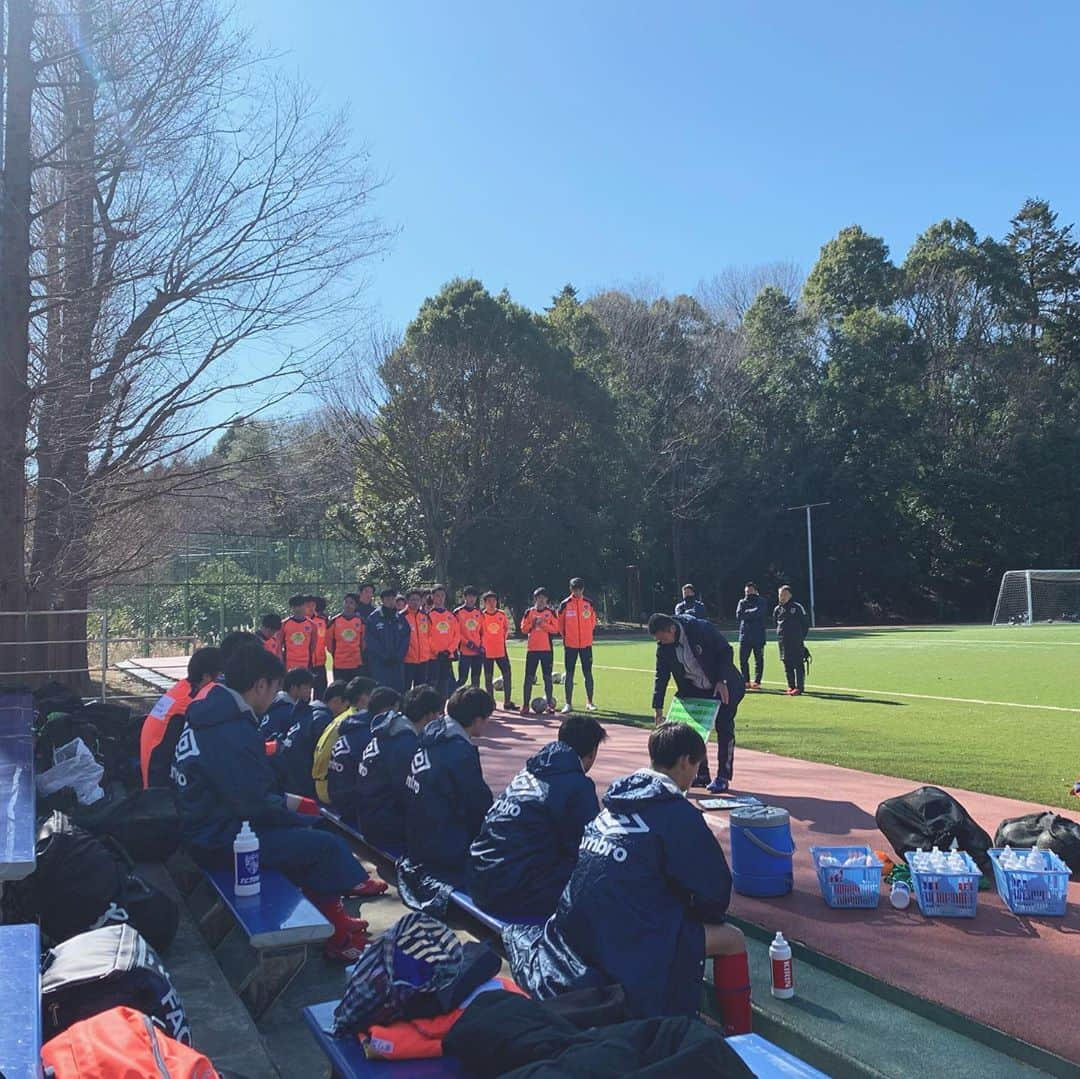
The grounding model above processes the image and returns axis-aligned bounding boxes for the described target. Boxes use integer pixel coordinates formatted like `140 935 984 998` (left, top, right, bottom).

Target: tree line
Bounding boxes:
325 203 1080 623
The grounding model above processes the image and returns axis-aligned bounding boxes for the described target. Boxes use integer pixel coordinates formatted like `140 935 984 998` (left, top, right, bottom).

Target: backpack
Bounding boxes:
875 786 994 877
41 925 190 1044
995 811 1080 880
74 786 183 862
42 1006 220 1079
22 812 178 952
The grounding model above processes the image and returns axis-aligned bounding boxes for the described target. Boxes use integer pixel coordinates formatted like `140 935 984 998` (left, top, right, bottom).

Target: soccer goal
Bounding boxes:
992 570 1080 624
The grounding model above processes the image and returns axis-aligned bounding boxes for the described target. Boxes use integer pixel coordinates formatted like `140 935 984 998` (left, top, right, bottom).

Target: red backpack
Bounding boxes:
42 1006 220 1079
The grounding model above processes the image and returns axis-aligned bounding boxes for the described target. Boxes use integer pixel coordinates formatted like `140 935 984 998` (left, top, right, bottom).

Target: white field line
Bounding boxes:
588 664 1080 715
586 638 1080 648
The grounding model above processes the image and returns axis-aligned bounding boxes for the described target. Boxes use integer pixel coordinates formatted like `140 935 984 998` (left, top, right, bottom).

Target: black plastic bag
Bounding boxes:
19 812 178 952
74 787 183 862
995 810 1080 880
876 786 993 876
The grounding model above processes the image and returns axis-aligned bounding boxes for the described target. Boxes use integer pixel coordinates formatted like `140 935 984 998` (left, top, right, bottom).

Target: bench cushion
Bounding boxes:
0 691 36 881
727 1033 830 1077
204 868 333 948
0 923 42 1077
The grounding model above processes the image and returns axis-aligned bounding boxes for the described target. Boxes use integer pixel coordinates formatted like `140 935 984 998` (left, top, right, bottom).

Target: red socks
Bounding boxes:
713 952 752 1035
304 892 368 943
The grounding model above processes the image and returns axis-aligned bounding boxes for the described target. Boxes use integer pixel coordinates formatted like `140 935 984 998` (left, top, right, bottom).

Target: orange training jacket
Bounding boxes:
327 613 364 669
520 607 559 651
455 604 483 655
479 608 510 659
403 609 432 664
140 677 193 787
428 607 460 656
281 615 316 669
558 595 596 648
312 614 328 665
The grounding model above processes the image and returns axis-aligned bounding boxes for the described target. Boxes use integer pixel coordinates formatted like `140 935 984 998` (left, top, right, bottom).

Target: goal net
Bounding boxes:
992 570 1080 624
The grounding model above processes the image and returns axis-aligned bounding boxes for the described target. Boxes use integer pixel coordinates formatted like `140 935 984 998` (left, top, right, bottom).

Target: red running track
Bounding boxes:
476 710 1080 1064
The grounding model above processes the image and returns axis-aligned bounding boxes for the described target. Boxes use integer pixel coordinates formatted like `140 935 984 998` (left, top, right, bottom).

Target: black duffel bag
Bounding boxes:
74 786 183 862
41 924 190 1044
876 785 994 877
995 810 1080 880
23 812 178 952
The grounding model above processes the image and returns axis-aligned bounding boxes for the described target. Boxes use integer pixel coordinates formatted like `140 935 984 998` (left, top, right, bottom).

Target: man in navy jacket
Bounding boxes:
735 582 768 689
503 723 748 1029
171 642 373 960
674 583 706 619
325 686 403 825
364 587 411 691
469 714 606 920
649 612 745 793
355 685 441 852
403 687 494 883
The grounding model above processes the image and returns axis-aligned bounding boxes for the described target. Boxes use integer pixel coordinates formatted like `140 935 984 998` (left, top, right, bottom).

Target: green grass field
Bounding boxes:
499 625 1080 808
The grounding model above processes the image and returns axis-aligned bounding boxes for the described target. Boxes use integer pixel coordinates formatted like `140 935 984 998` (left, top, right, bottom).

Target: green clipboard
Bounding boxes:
665 695 719 740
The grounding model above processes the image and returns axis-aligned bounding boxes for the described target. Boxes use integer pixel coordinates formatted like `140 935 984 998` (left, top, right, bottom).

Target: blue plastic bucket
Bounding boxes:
730 805 795 897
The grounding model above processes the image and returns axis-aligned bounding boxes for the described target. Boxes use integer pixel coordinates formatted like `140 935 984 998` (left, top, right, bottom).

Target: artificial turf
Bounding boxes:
499 624 1080 808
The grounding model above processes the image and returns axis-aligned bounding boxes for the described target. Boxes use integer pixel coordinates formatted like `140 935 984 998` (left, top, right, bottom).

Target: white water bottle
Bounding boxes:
234 820 260 896
769 931 794 999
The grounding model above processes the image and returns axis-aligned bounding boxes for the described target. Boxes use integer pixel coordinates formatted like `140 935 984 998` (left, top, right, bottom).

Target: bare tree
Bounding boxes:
1 0 391 681
697 261 804 327
0 0 37 646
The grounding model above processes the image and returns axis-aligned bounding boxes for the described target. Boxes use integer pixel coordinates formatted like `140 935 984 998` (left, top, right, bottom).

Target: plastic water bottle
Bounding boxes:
234 820 260 896
769 932 794 999
889 880 911 909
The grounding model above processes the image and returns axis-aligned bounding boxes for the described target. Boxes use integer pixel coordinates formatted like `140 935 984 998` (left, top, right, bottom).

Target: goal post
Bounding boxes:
992 570 1080 624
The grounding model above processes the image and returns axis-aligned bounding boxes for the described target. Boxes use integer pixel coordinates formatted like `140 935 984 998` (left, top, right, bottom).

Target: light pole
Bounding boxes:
785 502 831 628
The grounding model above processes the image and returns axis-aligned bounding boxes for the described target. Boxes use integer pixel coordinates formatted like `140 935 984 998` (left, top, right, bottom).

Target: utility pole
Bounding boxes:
785 502 831 628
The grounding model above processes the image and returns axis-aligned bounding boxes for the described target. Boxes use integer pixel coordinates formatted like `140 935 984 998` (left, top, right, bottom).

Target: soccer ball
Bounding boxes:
531 697 548 715
552 671 564 685
493 675 504 691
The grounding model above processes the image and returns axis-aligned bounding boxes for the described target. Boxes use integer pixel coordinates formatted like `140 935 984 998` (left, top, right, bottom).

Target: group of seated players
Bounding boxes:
138 627 752 1034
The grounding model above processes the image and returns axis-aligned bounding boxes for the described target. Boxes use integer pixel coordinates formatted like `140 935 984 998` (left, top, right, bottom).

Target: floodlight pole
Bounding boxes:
785 502 831 628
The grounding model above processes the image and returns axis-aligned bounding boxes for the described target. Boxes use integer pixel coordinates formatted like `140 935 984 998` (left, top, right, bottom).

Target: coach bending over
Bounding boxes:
649 612 745 793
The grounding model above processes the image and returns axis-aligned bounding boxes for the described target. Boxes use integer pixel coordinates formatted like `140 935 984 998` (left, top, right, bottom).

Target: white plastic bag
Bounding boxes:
35 737 105 805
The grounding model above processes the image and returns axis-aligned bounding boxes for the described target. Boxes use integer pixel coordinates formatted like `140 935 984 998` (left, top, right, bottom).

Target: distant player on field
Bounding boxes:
675 583 706 618
480 591 517 711
558 577 598 713
774 584 809 695
735 582 767 689
455 586 485 688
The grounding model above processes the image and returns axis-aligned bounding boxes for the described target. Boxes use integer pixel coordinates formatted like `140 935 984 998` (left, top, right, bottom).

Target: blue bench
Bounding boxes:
189 867 332 1017
447 890 544 934
303 1000 828 1079
319 808 545 935
0 923 42 1078
303 1001 468 1077
727 1033 830 1077
0 691 36 881
320 807 404 862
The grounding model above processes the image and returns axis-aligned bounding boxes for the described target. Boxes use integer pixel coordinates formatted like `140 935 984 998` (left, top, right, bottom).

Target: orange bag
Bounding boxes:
42 1006 220 1079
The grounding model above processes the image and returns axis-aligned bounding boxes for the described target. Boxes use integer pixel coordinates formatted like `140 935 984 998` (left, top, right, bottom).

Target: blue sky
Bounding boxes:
221 0 1080 416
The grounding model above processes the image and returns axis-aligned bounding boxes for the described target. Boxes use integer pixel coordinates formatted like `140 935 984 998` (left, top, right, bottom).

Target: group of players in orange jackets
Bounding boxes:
250 578 599 716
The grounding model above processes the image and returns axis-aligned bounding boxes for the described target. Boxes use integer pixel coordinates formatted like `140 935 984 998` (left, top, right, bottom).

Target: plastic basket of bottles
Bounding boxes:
903 848 980 917
810 845 883 909
989 847 1070 916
